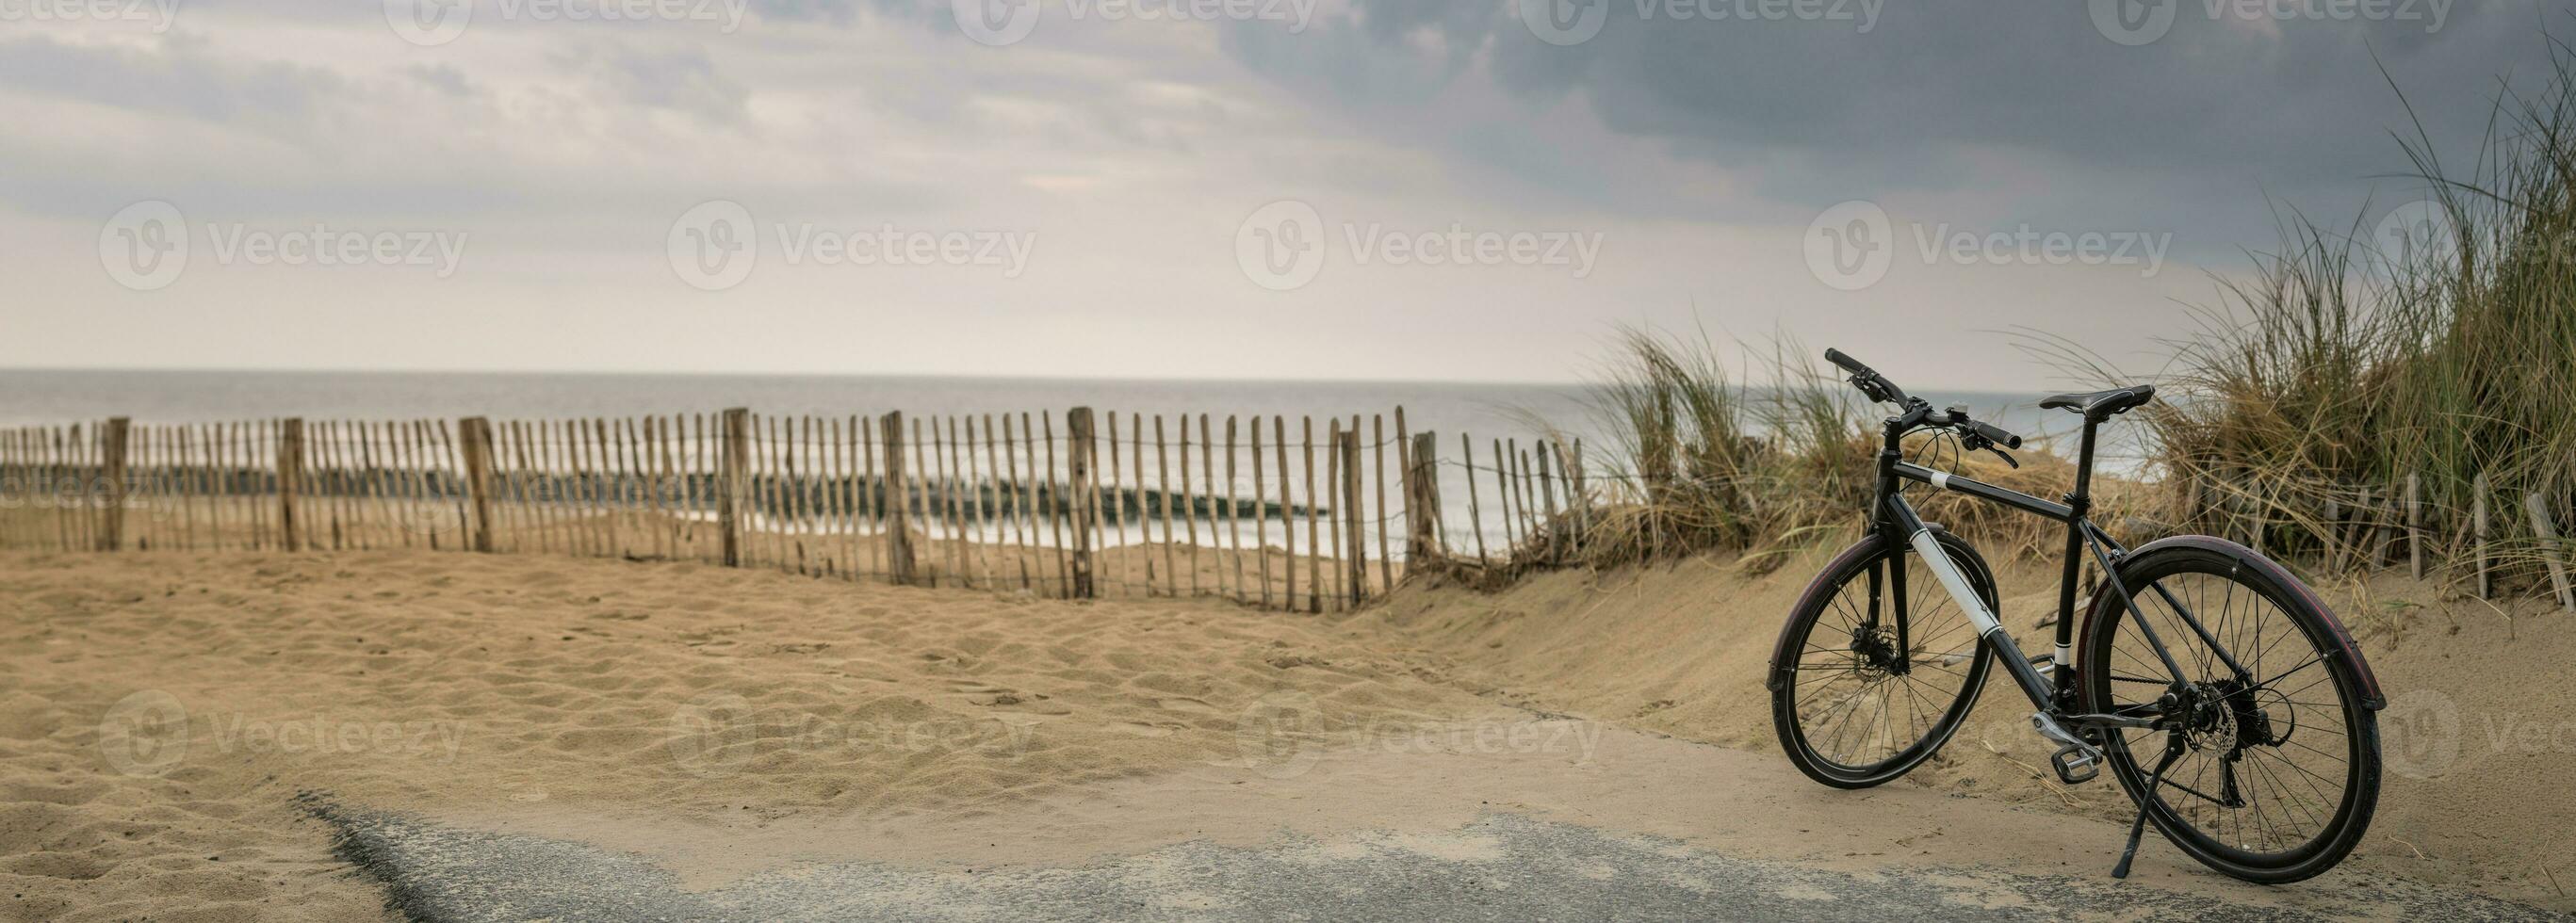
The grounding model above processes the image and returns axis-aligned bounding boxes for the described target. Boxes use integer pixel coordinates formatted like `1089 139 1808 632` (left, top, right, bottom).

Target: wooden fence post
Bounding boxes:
1066 407 1097 598
878 412 916 584
459 417 497 553
1342 428 1365 607
1564 439 1590 553
2405 472 2423 579
1403 431 1437 561
719 408 749 567
2323 493 2346 574
276 418 304 552
97 417 130 551
2472 472 2492 599
2525 492 2574 612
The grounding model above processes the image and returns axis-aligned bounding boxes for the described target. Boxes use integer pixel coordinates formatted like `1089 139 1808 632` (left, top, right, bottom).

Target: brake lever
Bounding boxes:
1983 446 2020 469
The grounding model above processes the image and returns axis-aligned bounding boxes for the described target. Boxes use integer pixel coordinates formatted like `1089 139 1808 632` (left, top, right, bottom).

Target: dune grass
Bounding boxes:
2079 46 2576 586
1529 49 2576 587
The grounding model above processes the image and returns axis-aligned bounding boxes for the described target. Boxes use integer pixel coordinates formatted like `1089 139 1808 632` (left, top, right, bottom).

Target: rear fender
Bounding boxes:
2082 535 2385 710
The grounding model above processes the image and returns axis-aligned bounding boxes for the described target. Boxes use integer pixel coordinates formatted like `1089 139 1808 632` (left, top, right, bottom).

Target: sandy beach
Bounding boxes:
3 543 2568 919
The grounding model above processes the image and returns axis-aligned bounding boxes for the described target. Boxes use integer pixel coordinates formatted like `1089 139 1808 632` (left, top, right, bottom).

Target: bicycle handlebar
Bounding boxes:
1823 348 1909 407
1965 419 2024 450
1826 348 2027 450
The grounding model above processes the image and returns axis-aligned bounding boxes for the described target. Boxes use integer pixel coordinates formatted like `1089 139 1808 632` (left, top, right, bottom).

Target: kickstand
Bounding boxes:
2112 739 2185 879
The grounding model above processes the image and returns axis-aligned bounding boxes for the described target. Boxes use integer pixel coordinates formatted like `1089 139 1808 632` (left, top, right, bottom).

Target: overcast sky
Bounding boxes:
0 0 2553 388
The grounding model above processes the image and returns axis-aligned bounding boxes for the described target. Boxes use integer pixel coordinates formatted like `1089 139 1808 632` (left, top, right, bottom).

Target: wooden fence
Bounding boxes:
0 410 1591 613
2176 468 2576 611
14 413 2555 612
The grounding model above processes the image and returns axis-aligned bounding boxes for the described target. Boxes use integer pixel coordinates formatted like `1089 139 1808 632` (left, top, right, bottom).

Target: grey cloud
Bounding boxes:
1216 0 2555 259
549 41 752 123
0 32 345 123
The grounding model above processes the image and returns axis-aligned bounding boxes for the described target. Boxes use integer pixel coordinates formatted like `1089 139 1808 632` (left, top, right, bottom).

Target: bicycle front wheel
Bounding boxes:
2079 537 2383 883
1769 529 1996 788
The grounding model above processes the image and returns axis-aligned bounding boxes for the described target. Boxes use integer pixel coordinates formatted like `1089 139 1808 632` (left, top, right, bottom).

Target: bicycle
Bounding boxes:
1766 348 2387 883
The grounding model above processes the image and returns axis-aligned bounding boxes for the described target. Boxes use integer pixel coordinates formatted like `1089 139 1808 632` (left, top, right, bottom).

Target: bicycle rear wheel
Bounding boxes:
2079 538 2383 883
1769 529 1996 788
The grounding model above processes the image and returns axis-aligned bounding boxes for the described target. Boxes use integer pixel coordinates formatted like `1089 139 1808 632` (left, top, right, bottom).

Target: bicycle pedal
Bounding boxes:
2049 744 2101 785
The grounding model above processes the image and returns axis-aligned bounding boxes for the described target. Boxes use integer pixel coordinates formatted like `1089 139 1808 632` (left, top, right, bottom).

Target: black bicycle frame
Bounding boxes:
1865 413 2219 724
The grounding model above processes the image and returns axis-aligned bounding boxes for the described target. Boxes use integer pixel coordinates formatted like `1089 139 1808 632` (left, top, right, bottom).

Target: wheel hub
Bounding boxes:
2176 680 2291 756
1848 623 1902 676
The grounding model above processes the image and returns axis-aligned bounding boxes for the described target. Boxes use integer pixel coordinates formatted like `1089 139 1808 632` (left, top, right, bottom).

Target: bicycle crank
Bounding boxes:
2030 712 2103 785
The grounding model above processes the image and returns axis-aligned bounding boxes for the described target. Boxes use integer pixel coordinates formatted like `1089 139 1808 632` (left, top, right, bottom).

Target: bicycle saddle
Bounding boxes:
2039 385 2156 421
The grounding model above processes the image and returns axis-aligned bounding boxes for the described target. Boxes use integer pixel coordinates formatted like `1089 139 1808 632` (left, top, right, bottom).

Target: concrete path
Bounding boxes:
319 807 2562 923
312 721 2569 922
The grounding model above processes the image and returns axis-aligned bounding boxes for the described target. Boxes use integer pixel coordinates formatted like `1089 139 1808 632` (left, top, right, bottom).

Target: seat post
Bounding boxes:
2070 417 2101 508
2049 416 2104 699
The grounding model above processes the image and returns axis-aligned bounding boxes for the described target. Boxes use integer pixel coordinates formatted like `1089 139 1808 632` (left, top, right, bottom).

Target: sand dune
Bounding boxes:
0 549 1508 921
4 540 2563 920
1368 543 2576 912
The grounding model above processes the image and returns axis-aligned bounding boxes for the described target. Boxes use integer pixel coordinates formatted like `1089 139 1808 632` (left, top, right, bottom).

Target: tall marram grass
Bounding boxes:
1510 50 2576 582
2057 46 2576 582
1549 329 2154 573
1569 328 1869 572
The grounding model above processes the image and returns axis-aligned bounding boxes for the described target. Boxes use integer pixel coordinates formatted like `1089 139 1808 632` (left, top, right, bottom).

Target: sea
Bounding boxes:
0 368 2073 448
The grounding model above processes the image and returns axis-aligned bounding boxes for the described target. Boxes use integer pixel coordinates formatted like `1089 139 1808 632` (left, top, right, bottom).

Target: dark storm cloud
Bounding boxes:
1219 0 2552 256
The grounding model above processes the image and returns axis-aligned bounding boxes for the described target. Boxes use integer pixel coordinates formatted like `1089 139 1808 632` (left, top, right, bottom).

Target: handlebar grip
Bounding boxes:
1969 420 2022 450
1824 348 1909 406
